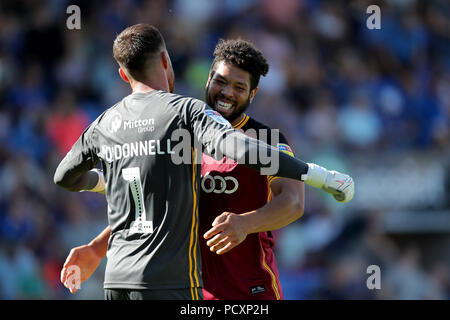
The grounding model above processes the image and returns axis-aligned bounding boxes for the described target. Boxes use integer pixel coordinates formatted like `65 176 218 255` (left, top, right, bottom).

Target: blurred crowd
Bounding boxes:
0 0 449 299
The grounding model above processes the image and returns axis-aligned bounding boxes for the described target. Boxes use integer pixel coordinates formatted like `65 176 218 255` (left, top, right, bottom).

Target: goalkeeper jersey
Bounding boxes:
56 90 237 295
199 114 294 300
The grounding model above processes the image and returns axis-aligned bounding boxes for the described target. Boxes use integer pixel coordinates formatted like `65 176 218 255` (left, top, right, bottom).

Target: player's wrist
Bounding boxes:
235 211 257 235
87 239 107 258
87 226 110 258
301 163 329 189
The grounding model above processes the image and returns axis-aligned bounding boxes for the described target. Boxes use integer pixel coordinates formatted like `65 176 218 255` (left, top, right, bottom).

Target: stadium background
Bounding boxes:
0 0 449 299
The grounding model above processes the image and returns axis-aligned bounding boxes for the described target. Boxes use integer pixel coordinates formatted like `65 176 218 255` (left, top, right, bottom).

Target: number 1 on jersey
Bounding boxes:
122 167 153 234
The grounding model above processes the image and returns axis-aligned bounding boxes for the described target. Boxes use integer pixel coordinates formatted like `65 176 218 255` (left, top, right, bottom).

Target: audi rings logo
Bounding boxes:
201 174 238 194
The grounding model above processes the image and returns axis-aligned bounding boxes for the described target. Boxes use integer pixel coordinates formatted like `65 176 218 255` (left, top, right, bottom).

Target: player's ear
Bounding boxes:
205 72 213 88
118 68 130 83
161 51 169 70
249 87 258 103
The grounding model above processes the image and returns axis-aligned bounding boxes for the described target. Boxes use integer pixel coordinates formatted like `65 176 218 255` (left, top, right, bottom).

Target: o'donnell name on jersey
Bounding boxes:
101 139 175 162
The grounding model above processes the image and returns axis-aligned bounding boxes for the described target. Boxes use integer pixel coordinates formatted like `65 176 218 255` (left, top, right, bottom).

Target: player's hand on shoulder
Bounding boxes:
203 212 248 255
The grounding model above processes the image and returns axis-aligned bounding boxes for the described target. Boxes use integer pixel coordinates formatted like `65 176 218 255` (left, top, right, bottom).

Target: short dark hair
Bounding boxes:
113 24 165 79
210 39 269 91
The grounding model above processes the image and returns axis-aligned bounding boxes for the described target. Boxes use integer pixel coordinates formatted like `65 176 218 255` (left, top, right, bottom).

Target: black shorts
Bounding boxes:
104 288 203 300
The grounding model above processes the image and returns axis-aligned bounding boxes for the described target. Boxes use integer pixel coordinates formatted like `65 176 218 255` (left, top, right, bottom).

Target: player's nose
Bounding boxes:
220 85 234 99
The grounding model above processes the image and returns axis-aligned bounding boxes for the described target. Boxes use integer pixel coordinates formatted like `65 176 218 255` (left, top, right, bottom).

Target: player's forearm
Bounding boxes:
218 131 309 180
240 192 304 234
54 165 97 191
87 225 111 258
54 165 105 193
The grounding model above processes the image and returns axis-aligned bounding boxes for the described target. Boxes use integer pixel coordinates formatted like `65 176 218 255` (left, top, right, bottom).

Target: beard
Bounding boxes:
205 86 251 124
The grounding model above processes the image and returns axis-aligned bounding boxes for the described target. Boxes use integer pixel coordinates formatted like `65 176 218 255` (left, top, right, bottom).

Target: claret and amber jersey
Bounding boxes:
199 114 295 300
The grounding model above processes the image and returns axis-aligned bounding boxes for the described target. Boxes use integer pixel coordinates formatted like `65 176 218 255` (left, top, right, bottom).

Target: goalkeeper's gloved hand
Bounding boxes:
301 163 354 203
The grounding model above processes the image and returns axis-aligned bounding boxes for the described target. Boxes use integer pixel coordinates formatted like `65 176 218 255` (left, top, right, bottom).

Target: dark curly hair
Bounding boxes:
210 39 269 91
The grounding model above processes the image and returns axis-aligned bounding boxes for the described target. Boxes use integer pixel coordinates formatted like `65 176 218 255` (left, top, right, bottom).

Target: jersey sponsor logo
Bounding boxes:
201 173 238 194
108 111 122 133
107 110 155 134
205 109 230 126
123 118 155 133
277 143 294 157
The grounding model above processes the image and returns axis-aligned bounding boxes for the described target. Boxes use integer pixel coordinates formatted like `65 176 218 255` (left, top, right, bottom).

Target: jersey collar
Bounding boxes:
233 114 250 130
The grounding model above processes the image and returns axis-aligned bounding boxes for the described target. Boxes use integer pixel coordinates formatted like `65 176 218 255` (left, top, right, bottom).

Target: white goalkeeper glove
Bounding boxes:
301 163 354 203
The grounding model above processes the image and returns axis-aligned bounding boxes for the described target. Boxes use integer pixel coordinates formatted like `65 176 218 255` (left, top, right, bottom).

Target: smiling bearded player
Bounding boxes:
199 39 303 300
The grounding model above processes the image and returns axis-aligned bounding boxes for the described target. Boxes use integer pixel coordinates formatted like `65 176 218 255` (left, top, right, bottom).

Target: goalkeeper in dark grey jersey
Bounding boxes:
54 24 354 300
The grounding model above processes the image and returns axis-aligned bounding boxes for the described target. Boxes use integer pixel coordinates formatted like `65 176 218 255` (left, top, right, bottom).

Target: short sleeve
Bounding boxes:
267 132 295 185
54 121 100 186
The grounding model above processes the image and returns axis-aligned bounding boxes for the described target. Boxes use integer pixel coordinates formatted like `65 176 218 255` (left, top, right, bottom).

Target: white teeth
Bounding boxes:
216 100 233 110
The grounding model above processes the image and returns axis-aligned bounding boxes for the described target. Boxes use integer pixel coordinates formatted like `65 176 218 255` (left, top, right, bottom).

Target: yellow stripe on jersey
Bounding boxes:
189 148 200 299
193 148 200 297
233 114 250 129
266 176 281 202
267 176 279 184
264 176 281 298
266 179 272 203
261 247 281 300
